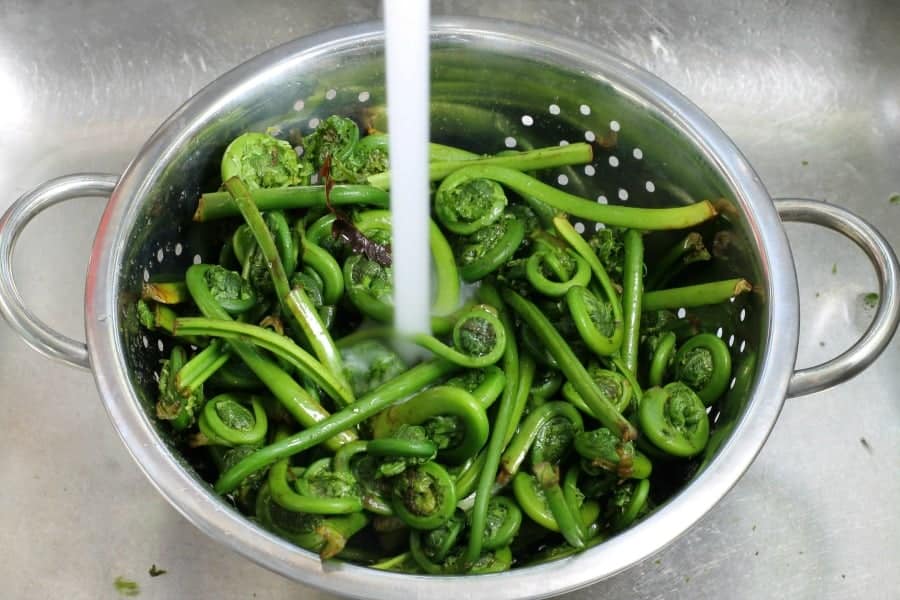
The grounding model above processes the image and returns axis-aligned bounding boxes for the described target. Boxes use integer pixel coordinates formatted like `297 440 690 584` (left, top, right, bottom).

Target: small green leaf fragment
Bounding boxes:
114 576 140 596
831 263 837 275
862 292 879 309
889 194 900 205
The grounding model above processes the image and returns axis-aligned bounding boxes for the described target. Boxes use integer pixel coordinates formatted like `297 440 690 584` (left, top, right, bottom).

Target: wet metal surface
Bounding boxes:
1 1 897 598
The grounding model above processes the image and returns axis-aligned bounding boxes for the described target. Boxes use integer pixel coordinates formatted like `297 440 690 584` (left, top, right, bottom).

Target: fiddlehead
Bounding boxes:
408 510 466 573
221 131 312 188
525 235 591 298
194 393 268 447
372 386 490 465
673 332 732 406
498 401 584 485
454 211 526 283
267 457 363 515
411 307 507 368
254 480 367 559
638 382 710 457
561 366 633 417
479 495 523 551
435 170 508 235
339 339 408 397
565 286 622 357
607 478 651 531
156 346 203 431
573 427 652 480
511 470 600 545
444 366 506 408
390 461 457 530
233 210 298 293
301 115 360 172
199 265 257 315
344 254 394 322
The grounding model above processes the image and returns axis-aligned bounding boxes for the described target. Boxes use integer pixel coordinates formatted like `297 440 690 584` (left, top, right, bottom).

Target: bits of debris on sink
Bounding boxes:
148 564 167 577
859 437 872 454
114 577 140 597
861 292 879 309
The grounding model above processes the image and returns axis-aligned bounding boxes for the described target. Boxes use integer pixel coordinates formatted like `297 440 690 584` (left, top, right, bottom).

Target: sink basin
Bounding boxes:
0 1 897 598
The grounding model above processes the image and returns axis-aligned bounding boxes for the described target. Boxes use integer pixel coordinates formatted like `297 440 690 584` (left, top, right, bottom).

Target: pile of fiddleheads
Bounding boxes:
138 115 750 572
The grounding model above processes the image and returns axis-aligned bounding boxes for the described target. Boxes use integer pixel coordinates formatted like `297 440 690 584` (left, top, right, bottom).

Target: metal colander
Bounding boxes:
1 18 896 600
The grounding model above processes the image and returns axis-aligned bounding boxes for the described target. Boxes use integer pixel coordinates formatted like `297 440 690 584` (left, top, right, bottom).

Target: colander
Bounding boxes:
0 18 897 600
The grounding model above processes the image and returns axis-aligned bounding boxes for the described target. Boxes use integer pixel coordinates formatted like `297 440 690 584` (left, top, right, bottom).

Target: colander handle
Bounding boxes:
776 198 900 397
0 174 119 370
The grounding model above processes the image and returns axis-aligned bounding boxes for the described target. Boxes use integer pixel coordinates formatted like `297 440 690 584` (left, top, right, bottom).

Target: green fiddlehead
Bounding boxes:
195 393 268 447
673 333 732 406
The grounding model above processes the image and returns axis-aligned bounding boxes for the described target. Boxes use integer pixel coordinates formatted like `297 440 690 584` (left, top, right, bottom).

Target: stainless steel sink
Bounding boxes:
1 1 897 598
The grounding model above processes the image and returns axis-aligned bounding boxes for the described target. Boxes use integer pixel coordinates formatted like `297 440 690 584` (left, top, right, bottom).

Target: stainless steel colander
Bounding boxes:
0 18 897 600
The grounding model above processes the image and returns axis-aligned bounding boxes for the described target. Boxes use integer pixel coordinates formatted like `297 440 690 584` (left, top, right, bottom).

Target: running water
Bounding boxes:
384 0 432 348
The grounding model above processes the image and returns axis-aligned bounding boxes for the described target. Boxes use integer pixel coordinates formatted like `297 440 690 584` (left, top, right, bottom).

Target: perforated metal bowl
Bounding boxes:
1 18 897 600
